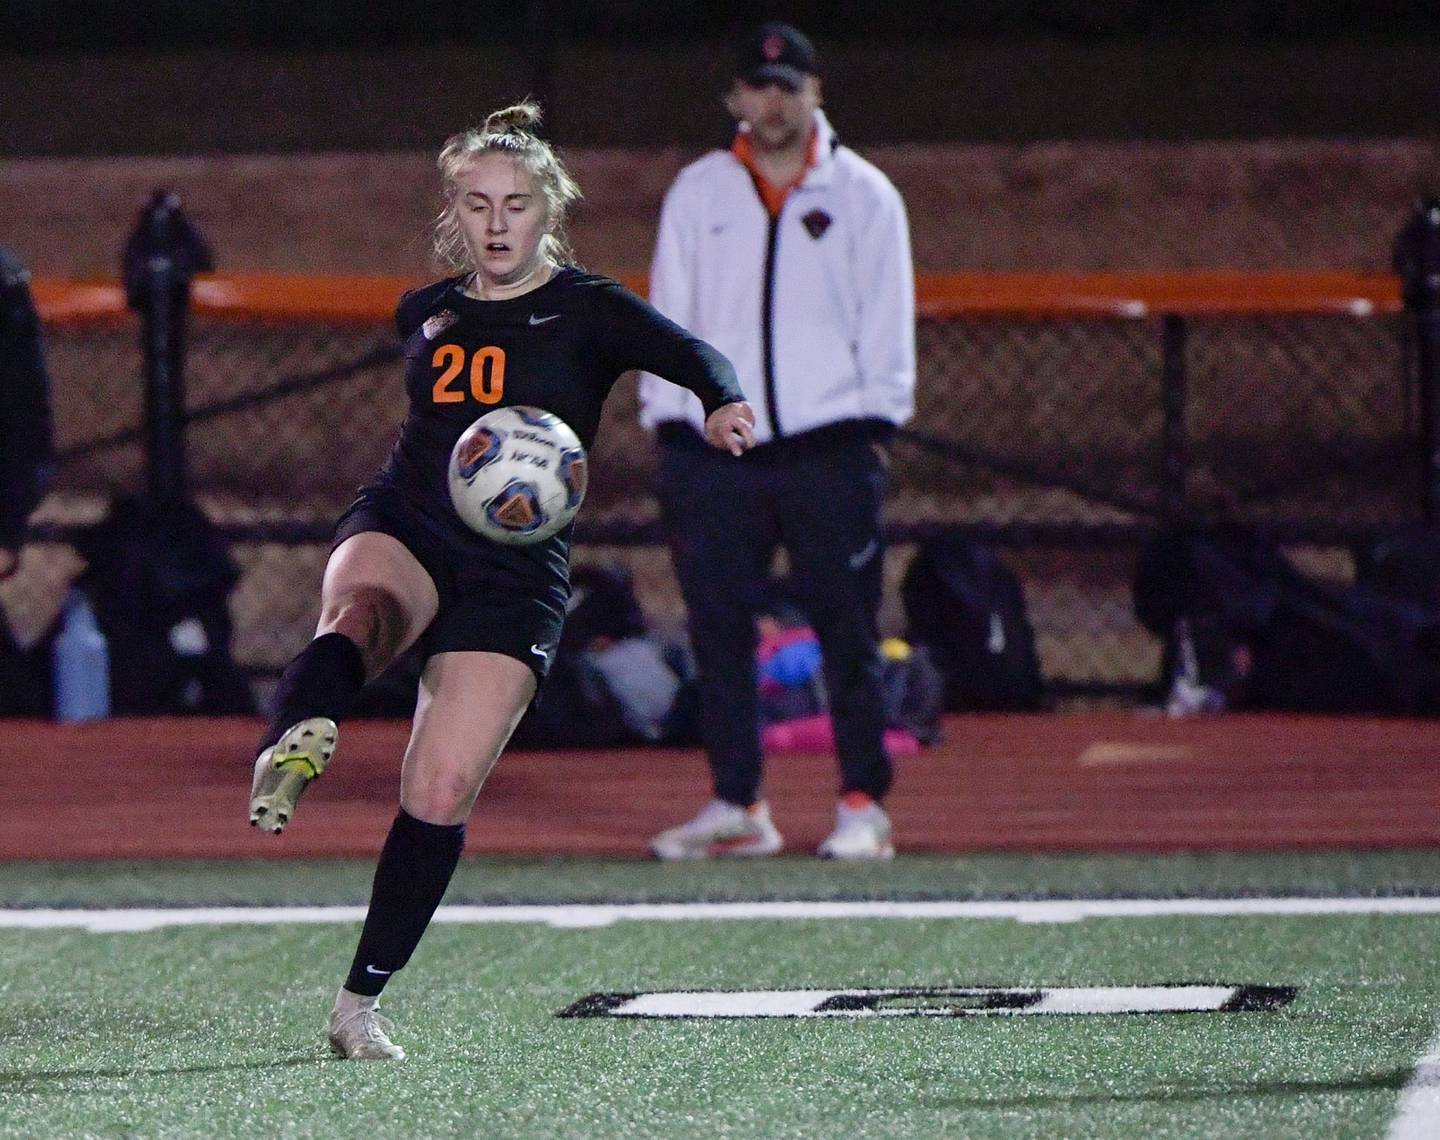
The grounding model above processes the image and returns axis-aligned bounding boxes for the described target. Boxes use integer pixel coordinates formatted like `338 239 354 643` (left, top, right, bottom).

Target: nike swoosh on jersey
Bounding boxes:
529 313 561 325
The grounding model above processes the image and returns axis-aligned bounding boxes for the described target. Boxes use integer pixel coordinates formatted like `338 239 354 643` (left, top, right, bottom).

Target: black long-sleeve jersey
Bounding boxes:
0 248 55 552
363 266 744 589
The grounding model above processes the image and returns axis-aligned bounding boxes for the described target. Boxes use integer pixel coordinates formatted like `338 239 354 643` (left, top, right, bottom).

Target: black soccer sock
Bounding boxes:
257 631 366 752
343 809 467 997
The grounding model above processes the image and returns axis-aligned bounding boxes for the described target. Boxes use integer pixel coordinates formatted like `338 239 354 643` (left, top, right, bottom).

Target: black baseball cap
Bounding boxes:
735 22 818 90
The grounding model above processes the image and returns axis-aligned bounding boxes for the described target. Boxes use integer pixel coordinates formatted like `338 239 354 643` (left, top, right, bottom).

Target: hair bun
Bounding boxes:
483 101 542 136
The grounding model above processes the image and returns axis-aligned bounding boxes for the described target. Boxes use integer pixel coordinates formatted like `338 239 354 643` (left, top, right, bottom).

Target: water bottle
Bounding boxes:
53 588 110 722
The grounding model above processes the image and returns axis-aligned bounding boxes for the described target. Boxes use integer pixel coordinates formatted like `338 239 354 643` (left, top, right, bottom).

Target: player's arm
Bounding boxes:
853 179 917 427
594 282 754 454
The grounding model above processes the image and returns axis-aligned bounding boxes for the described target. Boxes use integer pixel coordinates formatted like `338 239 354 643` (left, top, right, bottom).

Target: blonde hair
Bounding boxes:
433 101 582 272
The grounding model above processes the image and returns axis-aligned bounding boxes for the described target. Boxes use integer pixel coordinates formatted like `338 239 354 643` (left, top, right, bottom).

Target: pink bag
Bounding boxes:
762 713 922 756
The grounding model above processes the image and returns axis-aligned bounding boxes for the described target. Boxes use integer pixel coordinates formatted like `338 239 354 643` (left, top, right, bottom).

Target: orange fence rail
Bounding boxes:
32 270 1404 326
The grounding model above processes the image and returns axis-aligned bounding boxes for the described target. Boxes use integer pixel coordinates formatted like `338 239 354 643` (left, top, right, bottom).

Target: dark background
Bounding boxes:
7 1 1440 48
2 1 1438 153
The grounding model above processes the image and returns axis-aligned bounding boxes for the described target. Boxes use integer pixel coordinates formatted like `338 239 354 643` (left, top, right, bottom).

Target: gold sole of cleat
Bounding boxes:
274 755 320 780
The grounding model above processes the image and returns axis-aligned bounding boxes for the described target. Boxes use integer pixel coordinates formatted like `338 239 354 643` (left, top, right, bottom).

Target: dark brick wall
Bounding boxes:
4 140 1434 278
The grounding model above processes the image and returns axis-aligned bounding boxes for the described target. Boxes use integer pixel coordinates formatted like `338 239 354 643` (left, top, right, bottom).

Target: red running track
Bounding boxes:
1 713 1437 860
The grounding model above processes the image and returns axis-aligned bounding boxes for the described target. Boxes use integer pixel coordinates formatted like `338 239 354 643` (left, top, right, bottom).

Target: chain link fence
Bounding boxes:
4 290 1418 700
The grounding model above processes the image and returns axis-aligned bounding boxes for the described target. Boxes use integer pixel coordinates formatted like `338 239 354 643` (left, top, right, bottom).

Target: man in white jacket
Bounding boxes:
642 22 916 861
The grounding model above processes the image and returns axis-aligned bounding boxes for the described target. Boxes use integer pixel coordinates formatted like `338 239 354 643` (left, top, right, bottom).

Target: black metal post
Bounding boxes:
121 189 213 501
1160 314 1188 522
526 0 561 139
1394 196 1440 523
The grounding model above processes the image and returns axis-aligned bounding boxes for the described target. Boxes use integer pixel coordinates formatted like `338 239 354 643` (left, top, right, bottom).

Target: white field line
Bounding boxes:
601 986 1240 1019
1389 1025 1440 1140
5 896 1440 933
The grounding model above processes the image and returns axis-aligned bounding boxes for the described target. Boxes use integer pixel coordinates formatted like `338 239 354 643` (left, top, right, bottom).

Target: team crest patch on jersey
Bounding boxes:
422 309 459 340
801 209 833 240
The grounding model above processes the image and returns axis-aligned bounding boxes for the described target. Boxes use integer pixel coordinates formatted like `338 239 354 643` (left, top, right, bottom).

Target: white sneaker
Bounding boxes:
328 989 406 1061
817 801 895 861
249 717 338 834
650 799 783 861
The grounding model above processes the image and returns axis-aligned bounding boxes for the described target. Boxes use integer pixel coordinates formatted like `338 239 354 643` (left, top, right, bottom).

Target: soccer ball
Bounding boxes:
447 406 588 545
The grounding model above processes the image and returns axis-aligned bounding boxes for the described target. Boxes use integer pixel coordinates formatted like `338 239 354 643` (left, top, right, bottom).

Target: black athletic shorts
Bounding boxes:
332 487 566 681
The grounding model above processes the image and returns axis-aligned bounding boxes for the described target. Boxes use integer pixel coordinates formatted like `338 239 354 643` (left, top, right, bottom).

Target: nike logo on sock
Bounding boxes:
365 965 392 976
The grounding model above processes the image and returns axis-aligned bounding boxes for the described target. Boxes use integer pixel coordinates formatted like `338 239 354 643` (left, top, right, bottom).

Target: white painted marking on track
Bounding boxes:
1075 741 1194 767
5 896 1440 933
1388 1025 1440 1139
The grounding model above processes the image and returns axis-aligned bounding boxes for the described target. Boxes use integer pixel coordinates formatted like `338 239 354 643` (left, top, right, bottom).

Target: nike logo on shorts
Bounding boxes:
529 313 561 325
530 644 549 660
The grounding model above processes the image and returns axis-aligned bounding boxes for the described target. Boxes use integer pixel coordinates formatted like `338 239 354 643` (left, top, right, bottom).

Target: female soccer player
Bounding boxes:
247 102 755 1060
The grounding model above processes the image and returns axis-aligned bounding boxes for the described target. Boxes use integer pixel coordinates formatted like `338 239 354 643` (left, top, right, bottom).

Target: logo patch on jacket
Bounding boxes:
422 309 458 340
801 209 832 239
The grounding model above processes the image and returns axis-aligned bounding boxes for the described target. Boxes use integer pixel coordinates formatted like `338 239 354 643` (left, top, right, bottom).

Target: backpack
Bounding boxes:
1133 522 1289 709
1359 526 1440 669
1357 526 1440 611
0 613 51 716
74 494 255 715
880 641 945 744
1134 523 1440 715
901 530 1044 712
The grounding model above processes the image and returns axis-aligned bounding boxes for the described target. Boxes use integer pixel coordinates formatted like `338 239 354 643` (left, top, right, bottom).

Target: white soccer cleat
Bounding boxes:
328 990 406 1061
817 800 895 861
249 717 338 834
649 799 783 860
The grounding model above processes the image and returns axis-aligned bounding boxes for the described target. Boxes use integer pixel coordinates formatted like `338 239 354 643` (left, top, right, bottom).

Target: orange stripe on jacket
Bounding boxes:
731 128 818 218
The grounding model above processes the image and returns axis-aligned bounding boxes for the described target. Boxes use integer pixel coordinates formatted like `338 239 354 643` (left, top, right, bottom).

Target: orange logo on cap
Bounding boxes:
763 33 784 61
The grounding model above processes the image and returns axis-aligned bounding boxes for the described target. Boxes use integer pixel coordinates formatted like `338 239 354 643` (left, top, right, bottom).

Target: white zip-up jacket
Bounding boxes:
638 111 916 444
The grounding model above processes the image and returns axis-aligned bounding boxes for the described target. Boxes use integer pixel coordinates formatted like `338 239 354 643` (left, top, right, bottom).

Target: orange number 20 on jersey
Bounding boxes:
431 345 506 405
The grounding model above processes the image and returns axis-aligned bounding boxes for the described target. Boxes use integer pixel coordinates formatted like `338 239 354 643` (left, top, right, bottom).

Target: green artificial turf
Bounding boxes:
2 856 1440 1137
3 849 1440 908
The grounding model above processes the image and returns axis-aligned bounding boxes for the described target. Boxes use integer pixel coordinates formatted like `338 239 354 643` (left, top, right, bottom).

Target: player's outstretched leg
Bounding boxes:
249 717 338 833
247 628 368 833
328 988 406 1061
